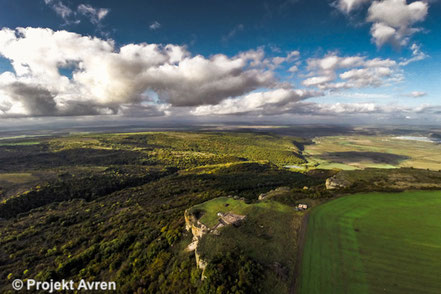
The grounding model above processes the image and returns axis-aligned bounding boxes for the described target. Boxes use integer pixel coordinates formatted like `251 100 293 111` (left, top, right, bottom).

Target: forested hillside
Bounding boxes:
0 132 321 293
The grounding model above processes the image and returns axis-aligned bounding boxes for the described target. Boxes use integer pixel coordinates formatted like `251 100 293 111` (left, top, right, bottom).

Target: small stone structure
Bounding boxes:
217 212 246 226
298 204 308 210
295 203 308 211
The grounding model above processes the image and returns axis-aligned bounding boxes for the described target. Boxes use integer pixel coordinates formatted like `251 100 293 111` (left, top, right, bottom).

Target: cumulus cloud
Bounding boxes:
318 102 379 113
367 0 428 47
2 82 57 116
302 53 400 90
192 98 434 121
336 0 430 49
0 27 278 117
0 27 432 121
0 79 116 117
303 75 335 87
191 88 321 115
284 101 422 117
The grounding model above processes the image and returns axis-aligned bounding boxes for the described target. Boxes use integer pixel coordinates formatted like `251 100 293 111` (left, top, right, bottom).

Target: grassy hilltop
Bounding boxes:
188 197 304 293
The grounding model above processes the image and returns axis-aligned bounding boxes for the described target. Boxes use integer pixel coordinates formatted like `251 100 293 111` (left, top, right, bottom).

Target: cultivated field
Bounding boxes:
304 135 441 170
297 190 441 294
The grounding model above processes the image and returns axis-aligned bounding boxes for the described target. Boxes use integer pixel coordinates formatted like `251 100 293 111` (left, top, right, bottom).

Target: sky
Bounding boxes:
0 0 440 126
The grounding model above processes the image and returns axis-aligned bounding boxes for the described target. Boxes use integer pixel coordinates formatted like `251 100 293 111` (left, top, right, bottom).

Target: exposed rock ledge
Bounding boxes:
184 208 246 278
325 175 350 190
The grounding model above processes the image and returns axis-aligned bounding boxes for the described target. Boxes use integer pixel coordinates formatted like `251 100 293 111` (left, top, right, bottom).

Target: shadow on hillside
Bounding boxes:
0 146 146 172
320 151 410 165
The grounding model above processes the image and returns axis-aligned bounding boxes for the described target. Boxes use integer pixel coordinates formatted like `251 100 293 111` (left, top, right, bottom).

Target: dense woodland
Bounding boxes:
0 132 324 293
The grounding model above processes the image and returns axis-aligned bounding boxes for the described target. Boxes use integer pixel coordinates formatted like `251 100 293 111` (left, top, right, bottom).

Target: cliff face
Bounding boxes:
184 207 245 279
184 209 209 278
325 175 350 190
184 210 210 240
195 248 207 270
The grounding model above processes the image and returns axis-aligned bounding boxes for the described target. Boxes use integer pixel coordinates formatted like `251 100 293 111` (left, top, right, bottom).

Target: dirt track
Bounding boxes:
290 212 310 294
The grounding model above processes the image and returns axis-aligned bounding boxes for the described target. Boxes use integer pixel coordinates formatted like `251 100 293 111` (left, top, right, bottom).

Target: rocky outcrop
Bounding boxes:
195 249 207 270
185 209 209 279
325 176 350 190
184 207 246 280
184 209 246 249
184 209 209 251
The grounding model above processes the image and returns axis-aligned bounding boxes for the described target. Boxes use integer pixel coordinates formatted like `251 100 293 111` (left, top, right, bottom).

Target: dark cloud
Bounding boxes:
6 82 57 116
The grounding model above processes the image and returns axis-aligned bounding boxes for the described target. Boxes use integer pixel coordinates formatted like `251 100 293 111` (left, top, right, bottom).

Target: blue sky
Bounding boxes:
0 0 440 124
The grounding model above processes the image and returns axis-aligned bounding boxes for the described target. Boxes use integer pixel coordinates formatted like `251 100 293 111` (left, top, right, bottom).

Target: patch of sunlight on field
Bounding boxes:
0 141 40 146
0 173 38 184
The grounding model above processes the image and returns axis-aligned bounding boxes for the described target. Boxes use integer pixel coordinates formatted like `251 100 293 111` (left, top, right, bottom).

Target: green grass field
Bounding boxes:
298 190 441 294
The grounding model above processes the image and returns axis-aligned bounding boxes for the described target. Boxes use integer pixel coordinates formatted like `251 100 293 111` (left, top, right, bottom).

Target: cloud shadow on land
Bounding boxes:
319 151 410 165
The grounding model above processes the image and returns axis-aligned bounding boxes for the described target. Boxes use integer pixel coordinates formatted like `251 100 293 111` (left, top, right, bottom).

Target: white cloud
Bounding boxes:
272 56 286 66
336 92 392 99
52 1 73 20
149 21 161 31
0 27 433 121
0 27 278 117
191 98 437 119
367 0 428 47
286 50 300 60
321 102 378 113
406 91 427 97
288 65 298 73
302 53 400 90
44 0 75 24
335 0 371 14
252 50 301 70
44 1 109 26
191 88 321 115
78 4 110 24
222 24 244 42
399 43 428 66
303 75 335 87
287 101 419 116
